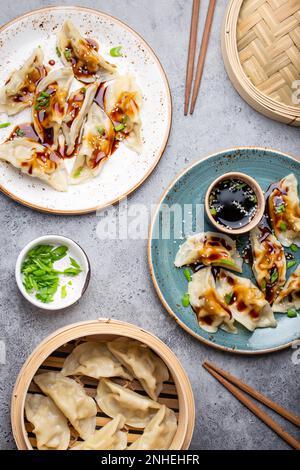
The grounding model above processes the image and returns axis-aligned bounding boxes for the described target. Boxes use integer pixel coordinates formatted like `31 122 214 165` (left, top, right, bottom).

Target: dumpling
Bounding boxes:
25 394 70 450
0 48 46 115
188 268 236 334
62 81 99 155
175 232 243 273
72 415 127 451
268 174 300 247
96 378 161 428
104 74 143 153
216 269 277 331
62 341 132 380
273 264 300 312
0 138 68 191
128 406 177 450
70 102 115 183
250 225 286 303
32 67 73 149
34 372 97 440
107 338 169 401
57 20 116 82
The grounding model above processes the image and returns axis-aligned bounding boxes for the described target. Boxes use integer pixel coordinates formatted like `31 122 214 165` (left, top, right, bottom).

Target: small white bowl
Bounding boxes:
15 235 90 310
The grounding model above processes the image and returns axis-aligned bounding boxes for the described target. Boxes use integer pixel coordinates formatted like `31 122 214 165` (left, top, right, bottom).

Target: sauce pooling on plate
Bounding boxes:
209 178 258 230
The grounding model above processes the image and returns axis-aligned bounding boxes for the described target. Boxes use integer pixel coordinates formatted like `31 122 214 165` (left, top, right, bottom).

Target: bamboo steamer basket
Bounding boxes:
11 319 195 450
222 0 300 126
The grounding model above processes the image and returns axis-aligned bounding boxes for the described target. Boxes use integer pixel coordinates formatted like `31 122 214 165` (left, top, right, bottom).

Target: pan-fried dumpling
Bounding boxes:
273 264 300 312
62 341 132 380
34 372 97 440
250 225 286 303
104 74 143 153
32 67 73 149
0 48 46 115
216 269 277 331
0 138 68 191
72 415 127 450
25 394 70 450
70 102 115 183
107 338 169 401
175 232 243 273
62 81 99 155
57 20 116 82
128 406 177 450
188 268 236 333
96 378 161 428
268 174 300 247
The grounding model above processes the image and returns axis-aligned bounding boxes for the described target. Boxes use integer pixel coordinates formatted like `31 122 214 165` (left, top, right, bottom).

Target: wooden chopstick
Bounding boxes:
184 0 201 116
190 0 216 115
204 360 300 427
203 361 300 450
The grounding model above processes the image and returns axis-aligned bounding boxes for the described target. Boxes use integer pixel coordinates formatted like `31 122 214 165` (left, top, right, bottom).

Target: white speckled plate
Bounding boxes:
0 6 171 214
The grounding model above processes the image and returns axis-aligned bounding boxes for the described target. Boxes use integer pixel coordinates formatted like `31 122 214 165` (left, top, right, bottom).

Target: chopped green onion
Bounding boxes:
64 49 72 61
68 281 72 286
270 268 278 284
81 87 86 94
275 204 285 214
0 122 10 128
218 259 235 266
261 279 267 290
287 260 297 269
110 46 123 57
97 126 105 135
224 292 233 305
279 222 287 231
287 309 297 318
56 46 61 57
210 207 217 216
61 285 67 299
73 167 83 178
114 123 125 132
235 182 246 190
183 268 192 282
290 244 298 253
15 128 25 137
181 293 190 307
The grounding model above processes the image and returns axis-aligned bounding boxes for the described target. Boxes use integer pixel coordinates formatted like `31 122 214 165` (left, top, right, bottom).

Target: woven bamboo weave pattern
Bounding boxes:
237 0 300 107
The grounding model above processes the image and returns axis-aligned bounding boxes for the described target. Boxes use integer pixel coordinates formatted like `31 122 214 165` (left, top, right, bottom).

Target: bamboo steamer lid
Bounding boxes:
11 319 195 450
222 0 300 126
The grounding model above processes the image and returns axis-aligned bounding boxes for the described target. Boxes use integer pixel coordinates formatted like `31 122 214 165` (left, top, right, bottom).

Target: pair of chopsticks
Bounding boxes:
184 0 216 115
203 361 300 450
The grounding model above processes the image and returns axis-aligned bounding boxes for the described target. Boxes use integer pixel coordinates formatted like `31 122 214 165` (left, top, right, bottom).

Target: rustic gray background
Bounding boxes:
0 0 299 450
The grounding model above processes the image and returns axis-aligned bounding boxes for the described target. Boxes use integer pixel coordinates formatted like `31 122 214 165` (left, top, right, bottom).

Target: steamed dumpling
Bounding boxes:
268 174 300 247
0 48 46 115
72 415 127 451
57 20 116 82
128 406 177 450
32 67 73 149
107 338 169 401
25 394 70 450
0 138 68 191
273 264 300 312
70 102 115 183
96 378 161 428
104 74 143 153
175 232 243 273
34 372 97 440
188 268 236 334
62 82 99 155
216 269 277 331
62 341 132 380
250 225 286 304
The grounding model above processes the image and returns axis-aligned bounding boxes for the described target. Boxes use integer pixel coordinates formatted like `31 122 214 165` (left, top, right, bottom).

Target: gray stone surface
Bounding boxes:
0 0 299 451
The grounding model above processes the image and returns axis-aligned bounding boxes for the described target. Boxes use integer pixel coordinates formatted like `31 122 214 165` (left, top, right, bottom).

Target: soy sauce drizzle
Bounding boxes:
209 178 258 230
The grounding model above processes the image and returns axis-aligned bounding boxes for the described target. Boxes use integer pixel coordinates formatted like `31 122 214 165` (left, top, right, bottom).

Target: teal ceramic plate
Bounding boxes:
149 148 300 354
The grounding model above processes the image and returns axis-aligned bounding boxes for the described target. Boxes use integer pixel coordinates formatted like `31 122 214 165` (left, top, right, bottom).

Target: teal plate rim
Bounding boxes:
148 146 300 355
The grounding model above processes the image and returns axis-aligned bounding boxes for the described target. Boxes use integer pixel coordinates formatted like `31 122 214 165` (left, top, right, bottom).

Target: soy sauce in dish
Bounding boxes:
209 178 258 230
